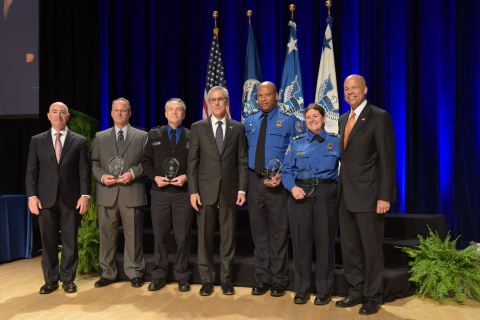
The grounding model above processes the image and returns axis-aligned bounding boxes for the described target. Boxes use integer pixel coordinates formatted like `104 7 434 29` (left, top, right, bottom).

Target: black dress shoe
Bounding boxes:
270 283 285 297
314 293 332 305
359 299 381 315
130 277 144 288
39 282 59 294
199 282 214 296
95 277 115 288
335 295 364 308
294 292 310 304
148 278 166 291
178 279 191 292
252 282 271 295
62 281 77 293
221 282 235 295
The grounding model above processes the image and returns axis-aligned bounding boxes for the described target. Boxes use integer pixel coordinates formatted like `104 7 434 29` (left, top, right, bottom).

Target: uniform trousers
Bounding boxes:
287 183 338 293
150 190 193 281
247 170 289 287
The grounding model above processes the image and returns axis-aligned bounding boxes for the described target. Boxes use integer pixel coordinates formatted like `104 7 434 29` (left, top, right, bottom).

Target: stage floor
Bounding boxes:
0 257 478 320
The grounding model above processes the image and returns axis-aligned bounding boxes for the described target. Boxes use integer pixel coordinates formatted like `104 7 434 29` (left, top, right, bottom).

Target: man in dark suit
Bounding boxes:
142 98 193 292
0 0 38 116
188 86 248 296
91 97 147 289
26 102 91 294
335 74 396 315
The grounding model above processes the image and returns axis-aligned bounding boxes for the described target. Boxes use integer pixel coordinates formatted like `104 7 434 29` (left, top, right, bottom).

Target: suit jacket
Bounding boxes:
92 126 147 207
25 129 91 208
188 117 248 205
338 103 396 212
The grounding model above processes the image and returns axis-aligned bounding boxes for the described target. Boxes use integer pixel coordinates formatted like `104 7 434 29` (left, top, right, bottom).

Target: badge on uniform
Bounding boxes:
276 120 282 128
295 121 303 133
327 143 333 151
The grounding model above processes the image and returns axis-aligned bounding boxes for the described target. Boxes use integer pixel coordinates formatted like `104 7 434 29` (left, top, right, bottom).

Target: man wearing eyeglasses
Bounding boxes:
188 86 248 296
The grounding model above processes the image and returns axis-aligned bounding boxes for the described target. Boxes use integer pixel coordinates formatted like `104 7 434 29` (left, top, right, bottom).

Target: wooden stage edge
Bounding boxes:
0 257 478 320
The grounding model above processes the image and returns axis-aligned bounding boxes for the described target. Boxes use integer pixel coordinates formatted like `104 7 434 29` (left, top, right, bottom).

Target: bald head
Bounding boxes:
257 81 279 113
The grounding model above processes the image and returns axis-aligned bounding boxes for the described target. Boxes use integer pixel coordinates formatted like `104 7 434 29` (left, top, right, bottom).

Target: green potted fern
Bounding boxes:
400 228 480 303
68 109 100 275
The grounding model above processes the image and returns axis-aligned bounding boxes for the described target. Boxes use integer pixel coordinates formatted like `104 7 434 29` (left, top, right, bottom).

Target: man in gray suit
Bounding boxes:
335 75 396 315
91 97 148 288
26 102 91 294
188 86 248 296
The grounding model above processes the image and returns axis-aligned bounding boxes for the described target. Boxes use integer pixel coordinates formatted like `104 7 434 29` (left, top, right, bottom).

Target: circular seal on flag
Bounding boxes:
327 143 333 151
276 120 282 128
295 121 303 133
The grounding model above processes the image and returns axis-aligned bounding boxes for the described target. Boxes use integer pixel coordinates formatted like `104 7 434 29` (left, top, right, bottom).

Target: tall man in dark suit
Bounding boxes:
188 86 248 296
91 97 147 289
335 75 396 315
142 98 193 292
26 102 91 294
0 0 38 115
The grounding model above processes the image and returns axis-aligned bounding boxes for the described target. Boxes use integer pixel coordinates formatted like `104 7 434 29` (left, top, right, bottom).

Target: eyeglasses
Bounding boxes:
209 97 227 103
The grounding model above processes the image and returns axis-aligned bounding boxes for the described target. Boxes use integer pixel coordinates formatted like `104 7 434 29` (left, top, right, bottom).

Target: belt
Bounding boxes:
249 168 269 177
295 178 336 186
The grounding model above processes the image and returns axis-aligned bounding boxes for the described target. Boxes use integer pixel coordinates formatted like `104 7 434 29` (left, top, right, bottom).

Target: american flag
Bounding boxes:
203 29 229 119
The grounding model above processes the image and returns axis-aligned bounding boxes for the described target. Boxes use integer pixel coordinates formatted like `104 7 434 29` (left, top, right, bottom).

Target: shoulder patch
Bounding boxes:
295 121 303 133
292 134 305 141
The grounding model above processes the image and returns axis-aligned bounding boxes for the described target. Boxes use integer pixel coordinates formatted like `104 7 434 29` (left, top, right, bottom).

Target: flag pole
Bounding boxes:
247 10 252 26
213 11 219 37
326 0 332 18
289 4 295 22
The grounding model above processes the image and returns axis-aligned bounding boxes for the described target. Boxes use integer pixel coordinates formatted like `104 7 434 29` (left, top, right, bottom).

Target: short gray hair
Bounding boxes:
164 98 187 112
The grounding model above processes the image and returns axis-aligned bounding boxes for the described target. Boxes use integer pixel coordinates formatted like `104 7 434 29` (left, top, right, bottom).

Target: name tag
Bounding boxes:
296 151 305 156
153 141 161 146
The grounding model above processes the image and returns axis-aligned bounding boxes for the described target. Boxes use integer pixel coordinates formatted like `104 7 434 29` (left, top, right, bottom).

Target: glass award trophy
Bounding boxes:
294 164 317 197
108 156 125 179
266 158 282 181
163 157 180 181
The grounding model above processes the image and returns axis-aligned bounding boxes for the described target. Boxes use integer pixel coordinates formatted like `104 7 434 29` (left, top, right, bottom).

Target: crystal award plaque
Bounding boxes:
294 164 317 197
163 157 180 181
266 158 282 180
108 156 125 179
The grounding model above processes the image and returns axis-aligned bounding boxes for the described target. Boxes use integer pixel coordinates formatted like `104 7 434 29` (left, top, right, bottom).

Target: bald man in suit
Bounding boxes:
188 86 248 296
26 102 91 294
91 97 148 289
335 75 396 315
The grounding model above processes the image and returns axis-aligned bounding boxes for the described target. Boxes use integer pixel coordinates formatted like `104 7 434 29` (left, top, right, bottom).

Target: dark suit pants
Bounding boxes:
150 190 193 281
196 191 237 284
98 198 145 280
38 193 81 283
338 193 385 302
287 183 338 293
247 170 289 287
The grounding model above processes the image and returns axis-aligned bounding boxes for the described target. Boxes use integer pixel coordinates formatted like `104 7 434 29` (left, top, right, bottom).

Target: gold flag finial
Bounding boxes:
247 10 253 26
213 11 219 37
289 4 296 21
326 0 332 18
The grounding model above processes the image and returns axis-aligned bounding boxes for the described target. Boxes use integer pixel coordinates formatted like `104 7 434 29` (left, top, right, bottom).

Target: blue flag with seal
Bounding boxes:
242 25 263 121
315 17 339 133
279 21 305 132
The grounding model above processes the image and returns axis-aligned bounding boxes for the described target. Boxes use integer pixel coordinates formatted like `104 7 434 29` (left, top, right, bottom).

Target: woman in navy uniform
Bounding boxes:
282 103 340 305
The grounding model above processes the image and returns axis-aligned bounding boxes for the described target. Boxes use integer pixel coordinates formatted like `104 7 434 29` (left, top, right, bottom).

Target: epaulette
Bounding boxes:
292 134 305 140
328 132 339 137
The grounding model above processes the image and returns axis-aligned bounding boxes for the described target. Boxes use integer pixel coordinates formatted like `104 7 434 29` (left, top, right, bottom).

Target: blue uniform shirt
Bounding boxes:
167 124 183 145
244 106 303 170
282 129 340 192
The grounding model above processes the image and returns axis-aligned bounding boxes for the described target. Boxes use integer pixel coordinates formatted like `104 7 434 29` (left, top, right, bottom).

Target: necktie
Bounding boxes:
4 0 11 19
313 134 325 143
55 132 62 163
117 130 124 155
343 112 356 148
170 129 177 147
215 121 224 155
254 113 268 174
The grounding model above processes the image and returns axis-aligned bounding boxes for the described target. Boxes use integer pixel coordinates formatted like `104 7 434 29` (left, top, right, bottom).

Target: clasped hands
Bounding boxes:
103 171 134 185
263 173 282 188
154 174 187 188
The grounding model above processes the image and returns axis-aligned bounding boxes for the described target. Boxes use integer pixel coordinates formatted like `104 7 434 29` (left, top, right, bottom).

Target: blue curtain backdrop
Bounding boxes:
97 0 479 246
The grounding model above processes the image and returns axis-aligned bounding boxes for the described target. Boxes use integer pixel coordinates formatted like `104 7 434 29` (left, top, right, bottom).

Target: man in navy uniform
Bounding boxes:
243 81 303 297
